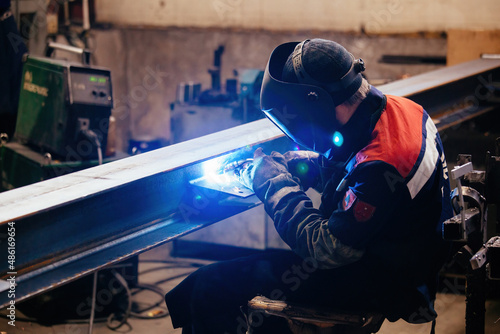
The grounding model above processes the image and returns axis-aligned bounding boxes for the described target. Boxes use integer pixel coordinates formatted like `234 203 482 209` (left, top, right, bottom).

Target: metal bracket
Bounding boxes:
450 161 474 231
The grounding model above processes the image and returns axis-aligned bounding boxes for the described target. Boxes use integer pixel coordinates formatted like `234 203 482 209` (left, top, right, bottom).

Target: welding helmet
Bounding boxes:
260 39 365 157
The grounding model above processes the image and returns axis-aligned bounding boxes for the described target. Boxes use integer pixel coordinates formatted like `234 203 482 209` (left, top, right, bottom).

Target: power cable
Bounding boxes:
0 259 205 331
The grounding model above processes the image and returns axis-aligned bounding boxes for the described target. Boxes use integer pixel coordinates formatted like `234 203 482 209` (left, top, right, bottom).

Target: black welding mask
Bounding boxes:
260 40 365 158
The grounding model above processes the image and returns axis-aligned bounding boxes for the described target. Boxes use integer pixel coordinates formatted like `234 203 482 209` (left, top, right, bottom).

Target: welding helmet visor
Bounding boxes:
261 42 358 158
260 42 339 156
261 39 365 158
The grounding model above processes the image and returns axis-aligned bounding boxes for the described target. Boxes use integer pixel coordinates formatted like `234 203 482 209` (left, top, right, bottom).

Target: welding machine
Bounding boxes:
14 55 113 160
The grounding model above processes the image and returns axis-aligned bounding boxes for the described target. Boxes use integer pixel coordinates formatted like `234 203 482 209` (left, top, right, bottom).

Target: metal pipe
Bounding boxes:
82 0 90 31
88 271 98 334
14 0 19 30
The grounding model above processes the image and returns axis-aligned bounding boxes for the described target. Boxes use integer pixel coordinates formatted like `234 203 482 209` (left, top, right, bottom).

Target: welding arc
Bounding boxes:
223 159 254 177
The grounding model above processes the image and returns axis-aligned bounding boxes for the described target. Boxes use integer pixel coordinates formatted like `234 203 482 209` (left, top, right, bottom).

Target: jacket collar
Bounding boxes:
327 85 386 162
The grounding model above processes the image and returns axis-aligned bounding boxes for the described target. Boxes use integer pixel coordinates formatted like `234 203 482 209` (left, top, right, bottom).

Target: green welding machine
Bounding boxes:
14 55 113 160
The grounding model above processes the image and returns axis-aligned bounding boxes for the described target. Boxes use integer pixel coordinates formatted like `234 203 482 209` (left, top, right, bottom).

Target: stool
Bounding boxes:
247 296 385 334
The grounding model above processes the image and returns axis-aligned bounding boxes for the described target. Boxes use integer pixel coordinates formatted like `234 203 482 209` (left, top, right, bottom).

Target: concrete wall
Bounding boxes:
89 27 446 151
95 0 500 33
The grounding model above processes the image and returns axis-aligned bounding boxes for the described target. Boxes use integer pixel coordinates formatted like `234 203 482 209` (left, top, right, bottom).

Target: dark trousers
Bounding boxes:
165 250 392 334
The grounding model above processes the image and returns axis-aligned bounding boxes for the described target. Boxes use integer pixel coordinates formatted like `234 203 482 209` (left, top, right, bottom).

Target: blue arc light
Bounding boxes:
296 162 309 175
333 131 344 147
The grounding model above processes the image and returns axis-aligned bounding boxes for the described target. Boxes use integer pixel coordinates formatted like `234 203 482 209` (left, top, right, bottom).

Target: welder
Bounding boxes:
165 38 453 333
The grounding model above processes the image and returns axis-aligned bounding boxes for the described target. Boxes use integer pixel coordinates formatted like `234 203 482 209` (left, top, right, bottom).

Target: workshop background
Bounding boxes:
2 0 500 333
17 0 498 153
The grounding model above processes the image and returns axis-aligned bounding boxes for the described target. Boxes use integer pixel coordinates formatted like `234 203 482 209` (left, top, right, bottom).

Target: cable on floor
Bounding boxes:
0 258 204 332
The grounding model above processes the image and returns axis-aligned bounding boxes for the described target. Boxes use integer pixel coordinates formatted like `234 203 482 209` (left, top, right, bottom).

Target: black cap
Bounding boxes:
282 39 364 106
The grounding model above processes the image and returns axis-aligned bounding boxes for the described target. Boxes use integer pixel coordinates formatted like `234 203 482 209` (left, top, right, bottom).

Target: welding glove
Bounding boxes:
283 150 321 191
239 148 290 194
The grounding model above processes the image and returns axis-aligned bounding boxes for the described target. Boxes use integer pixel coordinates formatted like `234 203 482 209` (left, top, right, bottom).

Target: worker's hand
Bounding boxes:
239 148 289 192
283 150 320 190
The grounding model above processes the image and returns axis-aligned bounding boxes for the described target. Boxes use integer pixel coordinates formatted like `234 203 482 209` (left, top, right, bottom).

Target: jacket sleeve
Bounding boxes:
254 168 365 269
254 158 405 270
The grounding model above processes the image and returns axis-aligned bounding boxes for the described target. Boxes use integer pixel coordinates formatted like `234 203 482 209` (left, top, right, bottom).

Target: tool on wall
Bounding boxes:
171 45 264 144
